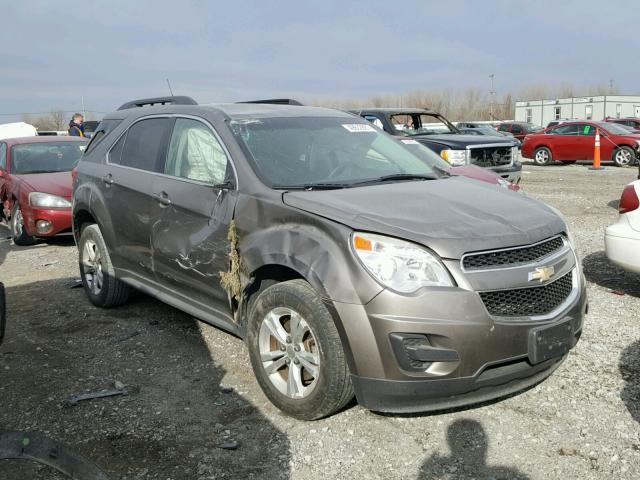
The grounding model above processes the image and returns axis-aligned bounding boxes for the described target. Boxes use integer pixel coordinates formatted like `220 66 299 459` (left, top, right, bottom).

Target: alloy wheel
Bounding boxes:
13 208 24 237
615 149 632 166
535 149 549 164
82 239 104 295
258 307 320 399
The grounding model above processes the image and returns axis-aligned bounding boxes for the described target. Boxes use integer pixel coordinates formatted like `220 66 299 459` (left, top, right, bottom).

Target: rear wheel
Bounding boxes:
78 224 130 308
246 279 353 420
10 203 37 246
613 146 635 167
533 147 553 165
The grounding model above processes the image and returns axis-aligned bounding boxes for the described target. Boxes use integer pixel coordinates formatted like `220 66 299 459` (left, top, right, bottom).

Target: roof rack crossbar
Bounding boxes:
117 96 198 111
237 99 303 106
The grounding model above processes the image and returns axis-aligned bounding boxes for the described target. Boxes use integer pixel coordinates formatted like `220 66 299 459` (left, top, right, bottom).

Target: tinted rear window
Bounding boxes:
11 142 87 174
84 119 123 154
119 118 171 172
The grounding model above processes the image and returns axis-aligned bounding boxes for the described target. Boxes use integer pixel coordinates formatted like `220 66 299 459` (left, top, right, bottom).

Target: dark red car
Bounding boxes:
0 136 88 244
521 121 640 167
496 122 543 142
604 117 640 133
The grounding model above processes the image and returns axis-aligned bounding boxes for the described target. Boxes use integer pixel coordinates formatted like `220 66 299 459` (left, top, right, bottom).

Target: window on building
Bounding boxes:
554 106 561 120
585 105 593 120
616 104 622 118
525 108 532 123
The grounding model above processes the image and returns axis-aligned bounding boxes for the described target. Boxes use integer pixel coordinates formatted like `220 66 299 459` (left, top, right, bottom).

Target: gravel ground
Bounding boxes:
1 161 639 479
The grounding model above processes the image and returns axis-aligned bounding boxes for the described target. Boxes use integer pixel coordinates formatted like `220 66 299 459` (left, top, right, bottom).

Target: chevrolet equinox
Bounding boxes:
72 96 587 420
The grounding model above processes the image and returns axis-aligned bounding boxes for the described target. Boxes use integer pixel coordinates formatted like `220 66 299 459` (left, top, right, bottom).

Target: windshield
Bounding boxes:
11 142 87 174
602 122 635 135
524 124 542 133
229 116 442 188
390 113 457 135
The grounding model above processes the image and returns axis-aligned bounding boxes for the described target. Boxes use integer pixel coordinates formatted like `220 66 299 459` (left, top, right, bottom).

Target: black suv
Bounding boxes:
351 108 522 184
73 97 585 419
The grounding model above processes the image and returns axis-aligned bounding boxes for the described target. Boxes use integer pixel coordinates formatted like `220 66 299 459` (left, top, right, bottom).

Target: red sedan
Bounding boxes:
522 121 640 167
0 136 88 244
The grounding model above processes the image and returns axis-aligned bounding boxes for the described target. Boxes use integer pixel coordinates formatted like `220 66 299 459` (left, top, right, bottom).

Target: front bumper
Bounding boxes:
489 162 522 184
333 274 587 413
605 217 640 273
22 207 72 237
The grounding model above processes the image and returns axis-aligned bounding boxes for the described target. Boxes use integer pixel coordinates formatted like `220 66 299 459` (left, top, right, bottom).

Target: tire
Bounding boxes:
563 160 577 165
612 146 635 167
533 147 553 166
78 224 130 308
10 203 37 246
246 279 354 420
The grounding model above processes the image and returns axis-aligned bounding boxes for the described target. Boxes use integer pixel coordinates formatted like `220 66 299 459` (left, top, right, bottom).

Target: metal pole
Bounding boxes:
81 96 85 117
489 74 495 120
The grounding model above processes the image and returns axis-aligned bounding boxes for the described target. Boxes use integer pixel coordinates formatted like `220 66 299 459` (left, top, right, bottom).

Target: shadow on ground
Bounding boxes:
417 419 530 479
582 251 640 298
620 340 640 425
0 277 290 479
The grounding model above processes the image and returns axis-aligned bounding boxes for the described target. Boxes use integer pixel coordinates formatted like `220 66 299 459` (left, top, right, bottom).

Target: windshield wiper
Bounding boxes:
350 173 438 186
272 183 349 191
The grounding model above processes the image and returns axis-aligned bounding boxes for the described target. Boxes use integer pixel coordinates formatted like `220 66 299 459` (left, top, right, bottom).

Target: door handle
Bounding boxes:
101 174 114 186
152 191 172 207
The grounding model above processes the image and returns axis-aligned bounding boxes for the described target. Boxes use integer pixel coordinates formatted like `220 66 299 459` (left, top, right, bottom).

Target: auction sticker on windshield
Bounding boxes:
342 124 377 133
400 139 420 145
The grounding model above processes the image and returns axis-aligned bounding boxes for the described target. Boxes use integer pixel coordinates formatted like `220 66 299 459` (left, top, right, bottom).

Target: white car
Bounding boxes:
605 180 640 272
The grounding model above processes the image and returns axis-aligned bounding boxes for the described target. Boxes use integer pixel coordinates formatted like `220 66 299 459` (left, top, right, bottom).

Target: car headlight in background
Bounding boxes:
440 149 468 166
352 232 453 293
28 192 72 208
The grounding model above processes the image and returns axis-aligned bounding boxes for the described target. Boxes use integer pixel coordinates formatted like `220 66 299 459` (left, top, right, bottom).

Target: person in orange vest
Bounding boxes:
68 113 85 137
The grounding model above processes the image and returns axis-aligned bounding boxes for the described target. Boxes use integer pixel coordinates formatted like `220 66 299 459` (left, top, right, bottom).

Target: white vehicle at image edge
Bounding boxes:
605 180 640 273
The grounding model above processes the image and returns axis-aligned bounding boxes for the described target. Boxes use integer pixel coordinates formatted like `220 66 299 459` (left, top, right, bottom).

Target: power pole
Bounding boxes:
609 79 614 94
489 74 495 120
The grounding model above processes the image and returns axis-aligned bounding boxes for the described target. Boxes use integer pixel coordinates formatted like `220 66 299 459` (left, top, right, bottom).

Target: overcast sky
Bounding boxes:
2 0 639 121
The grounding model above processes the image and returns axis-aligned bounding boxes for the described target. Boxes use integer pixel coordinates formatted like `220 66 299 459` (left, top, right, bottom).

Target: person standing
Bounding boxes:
68 113 85 137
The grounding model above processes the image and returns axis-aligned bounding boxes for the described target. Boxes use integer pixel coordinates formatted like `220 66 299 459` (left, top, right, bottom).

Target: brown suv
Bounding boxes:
73 96 587 419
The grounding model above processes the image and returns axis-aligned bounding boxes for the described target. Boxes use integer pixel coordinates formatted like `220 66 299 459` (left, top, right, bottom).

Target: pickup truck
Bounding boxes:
351 108 522 184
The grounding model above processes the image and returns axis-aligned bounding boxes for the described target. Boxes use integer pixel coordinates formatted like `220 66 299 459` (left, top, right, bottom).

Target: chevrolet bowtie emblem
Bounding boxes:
528 266 555 283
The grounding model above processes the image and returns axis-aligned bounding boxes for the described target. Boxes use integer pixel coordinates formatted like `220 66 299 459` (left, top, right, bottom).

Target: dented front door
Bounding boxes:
149 117 237 314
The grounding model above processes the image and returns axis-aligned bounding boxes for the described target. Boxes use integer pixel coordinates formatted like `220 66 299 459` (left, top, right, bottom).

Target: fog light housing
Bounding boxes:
36 219 52 234
389 333 459 372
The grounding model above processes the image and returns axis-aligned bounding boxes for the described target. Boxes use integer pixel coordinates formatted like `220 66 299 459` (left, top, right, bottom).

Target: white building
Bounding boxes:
515 95 640 127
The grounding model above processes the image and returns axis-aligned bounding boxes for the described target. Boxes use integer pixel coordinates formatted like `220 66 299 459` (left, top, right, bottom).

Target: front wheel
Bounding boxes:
613 146 635 167
10 203 36 246
78 224 130 308
246 279 354 420
533 147 553 165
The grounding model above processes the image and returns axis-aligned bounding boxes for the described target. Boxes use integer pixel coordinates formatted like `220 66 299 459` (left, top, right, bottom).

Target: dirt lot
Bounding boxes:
1 162 639 480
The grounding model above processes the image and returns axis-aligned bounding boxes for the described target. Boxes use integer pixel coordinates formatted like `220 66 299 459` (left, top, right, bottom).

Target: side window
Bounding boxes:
363 115 384 130
84 119 123 154
497 124 508 132
552 124 579 135
0 143 6 171
511 125 524 134
578 124 596 136
108 132 127 164
165 118 229 184
120 118 172 172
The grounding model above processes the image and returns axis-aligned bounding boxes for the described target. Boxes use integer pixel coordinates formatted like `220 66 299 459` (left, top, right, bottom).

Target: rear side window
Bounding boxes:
0 143 6 170
511 125 523 134
84 119 123 154
119 118 171 172
497 124 508 132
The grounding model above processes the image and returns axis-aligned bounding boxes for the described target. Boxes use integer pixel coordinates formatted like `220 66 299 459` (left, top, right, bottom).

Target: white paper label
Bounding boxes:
400 139 419 145
342 123 376 133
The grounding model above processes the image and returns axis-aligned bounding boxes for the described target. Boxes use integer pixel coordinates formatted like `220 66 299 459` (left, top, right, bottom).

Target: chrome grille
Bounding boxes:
468 145 514 167
462 236 564 270
479 271 573 317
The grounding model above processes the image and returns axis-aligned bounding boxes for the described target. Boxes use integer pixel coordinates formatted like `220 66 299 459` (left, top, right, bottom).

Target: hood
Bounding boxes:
450 165 520 191
15 171 73 199
412 133 518 149
282 177 564 259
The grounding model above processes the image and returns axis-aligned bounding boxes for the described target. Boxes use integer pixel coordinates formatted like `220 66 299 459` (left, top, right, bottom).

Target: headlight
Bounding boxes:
351 232 453 293
497 178 511 189
511 146 520 162
28 192 72 208
440 149 468 166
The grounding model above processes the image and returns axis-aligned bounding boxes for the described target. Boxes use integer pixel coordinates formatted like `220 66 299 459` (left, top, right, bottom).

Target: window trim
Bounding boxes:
0 142 7 171
105 113 238 189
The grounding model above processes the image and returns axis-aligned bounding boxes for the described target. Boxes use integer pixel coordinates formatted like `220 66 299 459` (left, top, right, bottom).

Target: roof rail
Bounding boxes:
237 99 303 106
117 96 198 111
